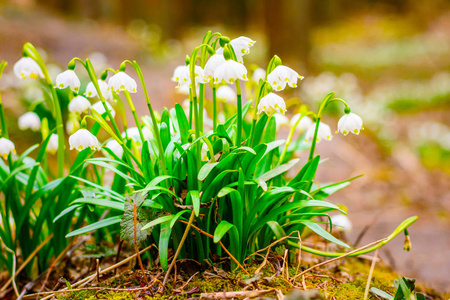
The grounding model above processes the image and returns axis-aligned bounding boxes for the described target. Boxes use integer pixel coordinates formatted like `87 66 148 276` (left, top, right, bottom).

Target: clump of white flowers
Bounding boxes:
68 95 91 114
267 65 304 92
85 80 113 101
91 101 115 119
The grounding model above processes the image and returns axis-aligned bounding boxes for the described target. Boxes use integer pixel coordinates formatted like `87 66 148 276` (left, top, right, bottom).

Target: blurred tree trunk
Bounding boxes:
264 0 311 70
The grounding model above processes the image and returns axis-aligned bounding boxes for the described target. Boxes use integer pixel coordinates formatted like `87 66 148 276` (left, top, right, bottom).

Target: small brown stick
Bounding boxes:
114 240 124 275
22 285 152 299
291 238 385 281
200 289 275 299
244 231 300 262
294 231 302 278
163 211 196 287
0 233 54 293
363 248 379 300
96 259 100 282
254 247 271 274
177 219 250 275
302 275 307 291
134 203 149 285
275 289 285 300
37 243 156 300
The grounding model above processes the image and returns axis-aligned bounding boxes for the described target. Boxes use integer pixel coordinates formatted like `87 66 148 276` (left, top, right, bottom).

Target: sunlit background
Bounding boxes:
1 0 449 292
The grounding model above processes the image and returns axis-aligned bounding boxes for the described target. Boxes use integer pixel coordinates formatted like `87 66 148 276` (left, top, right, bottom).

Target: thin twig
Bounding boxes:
36 243 156 300
363 248 379 300
177 219 250 275
0 233 54 293
114 240 124 275
291 238 385 281
96 259 100 282
244 231 300 262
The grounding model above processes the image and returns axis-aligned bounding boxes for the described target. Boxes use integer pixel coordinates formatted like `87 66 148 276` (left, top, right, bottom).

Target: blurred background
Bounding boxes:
0 0 449 292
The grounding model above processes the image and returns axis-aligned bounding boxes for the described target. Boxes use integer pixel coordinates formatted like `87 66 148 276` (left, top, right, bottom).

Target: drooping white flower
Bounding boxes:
267 65 304 92
252 68 266 83
337 112 364 136
305 122 332 143
204 54 226 81
69 129 100 151
273 113 289 130
55 70 81 93
18 112 41 131
85 80 113 101
104 139 123 158
91 101 115 119
68 95 91 114
66 117 80 135
216 85 236 102
108 72 137 94
257 93 286 115
174 65 208 88
290 114 313 132
217 36 256 59
330 214 352 232
213 60 248 84
13 57 43 79
46 134 58 155
124 126 152 145
171 66 185 82
0 137 16 159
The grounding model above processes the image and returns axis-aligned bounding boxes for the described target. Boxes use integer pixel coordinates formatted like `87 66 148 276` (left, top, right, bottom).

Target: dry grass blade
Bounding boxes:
0 233 54 293
291 238 385 282
363 248 379 300
4 246 19 298
200 289 275 299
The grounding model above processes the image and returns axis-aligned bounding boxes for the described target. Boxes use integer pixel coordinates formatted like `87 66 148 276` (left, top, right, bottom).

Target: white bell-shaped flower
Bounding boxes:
171 66 185 82
305 122 332 143
252 68 266 83
216 85 236 102
46 134 58 155
124 126 152 145
330 214 352 232
68 95 91 114
66 117 79 135
217 36 256 58
104 139 123 158
55 70 81 93
213 60 248 85
91 101 115 119
290 114 313 132
175 65 208 88
18 112 41 131
257 93 286 115
108 72 137 94
274 113 289 130
85 80 113 101
0 137 16 159
69 129 100 151
204 54 226 81
267 65 304 92
337 112 364 136
13 57 43 80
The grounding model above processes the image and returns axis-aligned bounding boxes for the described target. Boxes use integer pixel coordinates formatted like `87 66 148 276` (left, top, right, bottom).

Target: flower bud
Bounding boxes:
219 36 231 47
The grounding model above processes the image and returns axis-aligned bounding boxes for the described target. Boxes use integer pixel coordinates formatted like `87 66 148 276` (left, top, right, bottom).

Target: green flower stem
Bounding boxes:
0 61 8 138
23 43 65 177
248 81 268 147
127 61 167 173
236 81 242 146
279 109 311 165
291 216 418 258
212 86 217 131
113 93 128 133
123 91 145 143
308 93 350 161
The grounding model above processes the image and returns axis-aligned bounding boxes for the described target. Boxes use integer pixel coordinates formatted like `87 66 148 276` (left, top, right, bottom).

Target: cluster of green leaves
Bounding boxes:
371 277 426 300
61 98 355 271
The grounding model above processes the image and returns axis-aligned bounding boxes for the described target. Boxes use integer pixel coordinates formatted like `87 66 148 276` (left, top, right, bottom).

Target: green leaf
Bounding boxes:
258 158 299 182
214 220 237 243
66 216 122 237
370 287 394 300
267 221 287 240
140 215 174 231
188 190 200 217
159 223 172 271
175 103 189 144
71 198 124 211
198 162 219 181
300 220 349 248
